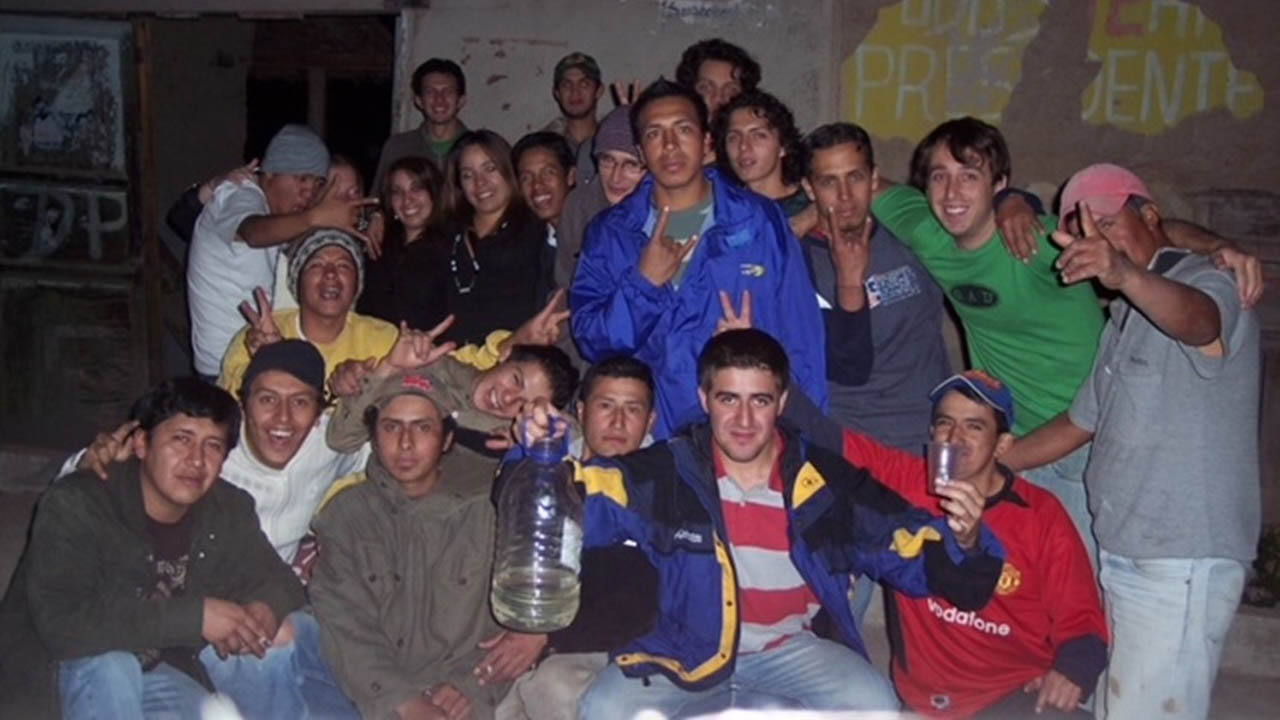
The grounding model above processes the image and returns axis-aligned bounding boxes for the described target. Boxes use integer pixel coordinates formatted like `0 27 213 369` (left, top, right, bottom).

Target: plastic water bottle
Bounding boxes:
491 423 583 632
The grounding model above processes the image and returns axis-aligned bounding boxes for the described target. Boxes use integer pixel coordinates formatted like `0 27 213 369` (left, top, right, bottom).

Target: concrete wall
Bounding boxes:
394 0 837 139
149 18 254 377
396 0 1279 521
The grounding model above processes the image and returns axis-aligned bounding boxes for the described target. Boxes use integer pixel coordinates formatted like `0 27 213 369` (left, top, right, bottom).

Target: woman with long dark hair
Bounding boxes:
440 129 551 344
357 155 451 330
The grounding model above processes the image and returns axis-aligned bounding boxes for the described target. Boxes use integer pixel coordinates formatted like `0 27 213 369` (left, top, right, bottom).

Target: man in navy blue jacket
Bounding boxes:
504 330 1004 718
569 79 828 438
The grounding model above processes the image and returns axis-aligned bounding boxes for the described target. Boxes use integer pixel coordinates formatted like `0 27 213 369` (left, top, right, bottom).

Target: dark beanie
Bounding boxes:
238 339 326 402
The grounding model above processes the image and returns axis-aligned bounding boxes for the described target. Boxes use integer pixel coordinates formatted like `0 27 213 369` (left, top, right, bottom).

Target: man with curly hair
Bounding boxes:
675 38 761 120
713 90 808 219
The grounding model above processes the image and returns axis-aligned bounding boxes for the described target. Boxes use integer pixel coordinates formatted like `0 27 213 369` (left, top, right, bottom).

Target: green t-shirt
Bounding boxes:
427 135 459 162
662 195 714 290
872 185 1105 435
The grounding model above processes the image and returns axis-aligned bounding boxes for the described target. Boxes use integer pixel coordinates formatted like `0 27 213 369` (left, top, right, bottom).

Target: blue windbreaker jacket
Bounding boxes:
569 168 829 437
499 422 1005 690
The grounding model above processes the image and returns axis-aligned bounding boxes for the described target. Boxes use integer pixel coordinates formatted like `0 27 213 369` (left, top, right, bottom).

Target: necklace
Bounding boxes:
450 231 480 293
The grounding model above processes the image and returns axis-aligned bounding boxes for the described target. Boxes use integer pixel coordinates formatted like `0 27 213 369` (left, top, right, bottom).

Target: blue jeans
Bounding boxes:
1096 552 1245 720
59 652 209 719
849 573 876 629
59 611 356 720
577 632 899 719
1023 442 1096 569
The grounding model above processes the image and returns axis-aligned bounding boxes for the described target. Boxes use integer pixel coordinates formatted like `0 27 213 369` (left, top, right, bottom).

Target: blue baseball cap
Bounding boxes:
929 370 1016 430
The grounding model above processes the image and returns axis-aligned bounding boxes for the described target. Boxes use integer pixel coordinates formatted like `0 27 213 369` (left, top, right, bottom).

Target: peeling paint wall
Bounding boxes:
399 1 1277 522
395 0 835 139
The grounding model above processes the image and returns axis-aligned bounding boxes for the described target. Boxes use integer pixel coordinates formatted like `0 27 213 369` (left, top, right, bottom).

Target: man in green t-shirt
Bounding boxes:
871 117 1262 564
372 58 469 191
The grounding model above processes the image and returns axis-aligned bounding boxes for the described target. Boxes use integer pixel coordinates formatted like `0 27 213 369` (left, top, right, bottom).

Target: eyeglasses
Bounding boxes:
597 155 645 175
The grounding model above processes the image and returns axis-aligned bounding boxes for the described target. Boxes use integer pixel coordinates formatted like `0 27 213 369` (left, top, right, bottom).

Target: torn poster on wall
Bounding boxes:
0 29 127 176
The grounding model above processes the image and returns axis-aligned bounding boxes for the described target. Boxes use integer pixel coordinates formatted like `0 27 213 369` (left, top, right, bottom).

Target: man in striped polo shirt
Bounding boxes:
507 329 1006 718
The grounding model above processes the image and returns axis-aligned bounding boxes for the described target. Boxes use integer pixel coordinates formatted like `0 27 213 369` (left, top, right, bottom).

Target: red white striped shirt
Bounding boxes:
715 436 820 654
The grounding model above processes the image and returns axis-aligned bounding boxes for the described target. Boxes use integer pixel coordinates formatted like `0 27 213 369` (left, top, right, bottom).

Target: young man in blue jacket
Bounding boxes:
569 79 829 439
505 329 1005 718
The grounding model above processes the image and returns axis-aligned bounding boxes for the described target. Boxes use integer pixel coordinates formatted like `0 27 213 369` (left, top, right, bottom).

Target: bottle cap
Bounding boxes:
521 416 570 464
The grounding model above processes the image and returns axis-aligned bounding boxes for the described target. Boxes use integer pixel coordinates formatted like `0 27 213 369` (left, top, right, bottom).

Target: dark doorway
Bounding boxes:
245 15 395 188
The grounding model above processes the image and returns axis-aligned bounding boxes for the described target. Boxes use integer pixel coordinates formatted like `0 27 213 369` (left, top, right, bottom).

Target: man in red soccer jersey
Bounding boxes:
787 370 1106 718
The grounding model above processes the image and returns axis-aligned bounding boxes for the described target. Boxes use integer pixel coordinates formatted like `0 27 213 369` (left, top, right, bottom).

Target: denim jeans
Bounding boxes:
503 651 609 720
1096 551 1245 720
59 610 356 720
577 631 899 719
1023 442 1096 569
59 652 209 719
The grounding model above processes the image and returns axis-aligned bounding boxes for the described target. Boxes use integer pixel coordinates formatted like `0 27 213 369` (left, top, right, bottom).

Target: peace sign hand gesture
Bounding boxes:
716 289 753 335
505 289 572 357
238 287 283 356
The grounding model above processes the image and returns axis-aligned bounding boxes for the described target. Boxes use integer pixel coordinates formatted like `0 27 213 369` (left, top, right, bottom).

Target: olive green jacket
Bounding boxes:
309 453 507 720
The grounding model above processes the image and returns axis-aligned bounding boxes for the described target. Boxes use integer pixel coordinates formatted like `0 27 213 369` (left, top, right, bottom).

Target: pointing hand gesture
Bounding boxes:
638 206 698 286
309 171 380 247
1051 202 1137 291
716 289 753 335
238 287 283 356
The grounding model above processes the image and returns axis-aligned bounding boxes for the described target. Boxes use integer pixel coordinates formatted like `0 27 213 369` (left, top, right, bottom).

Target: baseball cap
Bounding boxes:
239 339 326 403
929 370 1016 430
369 370 461 418
554 52 602 88
1060 163 1152 224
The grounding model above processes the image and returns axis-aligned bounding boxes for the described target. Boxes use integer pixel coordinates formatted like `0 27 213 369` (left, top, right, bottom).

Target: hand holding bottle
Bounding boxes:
515 398 567 447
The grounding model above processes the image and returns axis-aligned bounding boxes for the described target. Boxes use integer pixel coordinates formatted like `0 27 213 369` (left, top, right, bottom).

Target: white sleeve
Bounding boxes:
57 449 88 480
198 182 269 253
336 443 373 477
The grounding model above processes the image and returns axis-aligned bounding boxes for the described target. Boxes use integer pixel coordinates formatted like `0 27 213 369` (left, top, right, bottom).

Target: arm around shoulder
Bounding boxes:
1003 412 1093 473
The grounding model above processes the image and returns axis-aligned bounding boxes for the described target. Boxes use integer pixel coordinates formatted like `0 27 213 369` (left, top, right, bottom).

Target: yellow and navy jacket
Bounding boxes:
500 422 1005 690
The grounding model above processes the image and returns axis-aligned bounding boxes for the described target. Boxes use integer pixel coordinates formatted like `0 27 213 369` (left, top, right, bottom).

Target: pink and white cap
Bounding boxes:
1060 163 1153 223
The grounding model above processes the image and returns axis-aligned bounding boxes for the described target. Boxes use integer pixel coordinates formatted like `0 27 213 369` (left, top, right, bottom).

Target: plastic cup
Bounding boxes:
927 441 961 495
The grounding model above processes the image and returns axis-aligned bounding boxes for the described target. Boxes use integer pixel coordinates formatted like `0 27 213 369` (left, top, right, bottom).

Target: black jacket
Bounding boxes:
0 459 305 715
442 208 552 345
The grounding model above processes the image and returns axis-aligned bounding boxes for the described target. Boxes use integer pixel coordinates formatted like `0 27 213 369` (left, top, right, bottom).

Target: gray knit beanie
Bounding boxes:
288 229 365 303
593 106 636 159
261 124 330 177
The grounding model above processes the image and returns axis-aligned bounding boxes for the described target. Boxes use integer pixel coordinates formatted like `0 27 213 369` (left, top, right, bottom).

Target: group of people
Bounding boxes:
0 36 1264 720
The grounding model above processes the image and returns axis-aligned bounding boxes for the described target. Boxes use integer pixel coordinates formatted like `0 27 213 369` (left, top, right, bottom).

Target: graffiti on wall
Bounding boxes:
1081 0 1263 134
0 182 129 263
842 0 1049 142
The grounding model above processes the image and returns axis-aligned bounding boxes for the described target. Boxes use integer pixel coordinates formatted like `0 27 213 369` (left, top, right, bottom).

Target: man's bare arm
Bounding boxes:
1003 413 1093 473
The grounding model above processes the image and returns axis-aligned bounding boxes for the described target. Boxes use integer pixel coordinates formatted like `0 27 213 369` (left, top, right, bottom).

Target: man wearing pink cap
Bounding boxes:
1005 164 1261 720
870 118 1263 572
